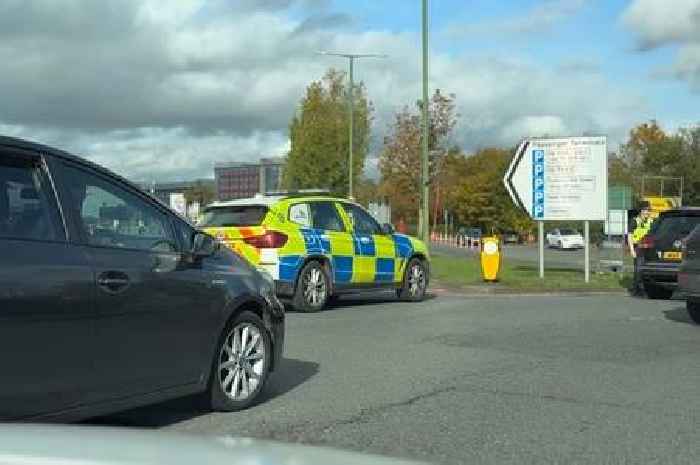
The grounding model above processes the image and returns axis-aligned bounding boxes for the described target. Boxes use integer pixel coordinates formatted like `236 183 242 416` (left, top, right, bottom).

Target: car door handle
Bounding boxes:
97 272 130 293
359 237 370 244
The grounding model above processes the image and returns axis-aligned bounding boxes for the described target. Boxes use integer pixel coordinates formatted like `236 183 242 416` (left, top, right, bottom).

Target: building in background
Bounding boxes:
138 179 215 205
215 157 284 200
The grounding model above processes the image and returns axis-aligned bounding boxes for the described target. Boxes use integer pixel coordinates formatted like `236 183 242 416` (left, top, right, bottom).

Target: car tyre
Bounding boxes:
688 300 700 324
208 311 272 412
644 283 674 300
398 258 428 302
292 261 329 312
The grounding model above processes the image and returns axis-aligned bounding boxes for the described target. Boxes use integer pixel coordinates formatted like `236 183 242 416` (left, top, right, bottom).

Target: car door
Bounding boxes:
548 229 560 247
53 160 215 398
682 225 700 294
0 149 95 419
308 201 354 285
340 203 385 284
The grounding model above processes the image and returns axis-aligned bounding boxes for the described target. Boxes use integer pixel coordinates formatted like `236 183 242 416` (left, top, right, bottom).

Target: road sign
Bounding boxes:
169 193 187 217
504 136 608 221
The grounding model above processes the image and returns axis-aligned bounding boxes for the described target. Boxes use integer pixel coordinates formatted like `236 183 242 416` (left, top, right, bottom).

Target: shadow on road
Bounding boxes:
258 357 319 401
663 306 693 325
86 358 319 428
284 292 437 313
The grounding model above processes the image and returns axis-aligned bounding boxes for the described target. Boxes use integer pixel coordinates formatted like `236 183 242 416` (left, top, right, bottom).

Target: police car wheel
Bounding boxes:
398 258 427 302
293 261 329 312
687 300 700 324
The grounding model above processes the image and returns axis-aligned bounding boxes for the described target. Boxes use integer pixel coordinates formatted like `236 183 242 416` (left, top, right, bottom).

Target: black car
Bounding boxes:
679 225 700 323
637 208 700 299
0 137 284 420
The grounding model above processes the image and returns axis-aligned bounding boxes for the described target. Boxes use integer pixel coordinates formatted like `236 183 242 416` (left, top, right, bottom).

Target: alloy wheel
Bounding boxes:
303 267 326 306
218 323 265 401
408 263 426 297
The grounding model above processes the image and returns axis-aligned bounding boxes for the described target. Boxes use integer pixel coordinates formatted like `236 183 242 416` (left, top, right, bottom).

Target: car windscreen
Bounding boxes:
560 229 578 235
650 215 700 239
199 205 268 227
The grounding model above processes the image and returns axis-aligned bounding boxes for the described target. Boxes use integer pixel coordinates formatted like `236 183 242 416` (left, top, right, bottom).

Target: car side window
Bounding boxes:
289 202 312 228
342 204 381 235
173 218 195 252
59 163 175 252
0 155 62 242
310 201 345 232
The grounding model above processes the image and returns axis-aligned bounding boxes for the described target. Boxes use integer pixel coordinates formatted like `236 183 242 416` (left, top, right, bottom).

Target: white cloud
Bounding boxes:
448 0 588 38
623 0 700 90
622 0 700 49
0 0 646 183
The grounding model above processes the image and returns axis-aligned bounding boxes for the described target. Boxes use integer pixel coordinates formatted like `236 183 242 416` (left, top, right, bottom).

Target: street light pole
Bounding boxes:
420 0 430 243
317 51 386 200
348 56 354 200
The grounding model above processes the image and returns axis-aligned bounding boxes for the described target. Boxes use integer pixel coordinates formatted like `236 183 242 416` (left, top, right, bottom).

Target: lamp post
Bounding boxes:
420 0 430 243
317 51 386 200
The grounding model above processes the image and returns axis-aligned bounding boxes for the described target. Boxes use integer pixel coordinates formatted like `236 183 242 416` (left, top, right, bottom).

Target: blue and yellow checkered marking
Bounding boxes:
333 256 353 283
277 231 417 286
375 258 395 282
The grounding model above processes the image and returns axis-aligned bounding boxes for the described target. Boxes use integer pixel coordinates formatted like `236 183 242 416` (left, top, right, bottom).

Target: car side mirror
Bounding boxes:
191 232 217 258
381 223 395 235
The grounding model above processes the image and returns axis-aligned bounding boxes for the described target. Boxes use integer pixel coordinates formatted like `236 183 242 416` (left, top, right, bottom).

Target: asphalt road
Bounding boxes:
432 242 628 272
91 292 700 465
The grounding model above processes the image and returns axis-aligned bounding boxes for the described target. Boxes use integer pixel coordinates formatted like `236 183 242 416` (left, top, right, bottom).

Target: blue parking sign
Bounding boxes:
532 150 545 219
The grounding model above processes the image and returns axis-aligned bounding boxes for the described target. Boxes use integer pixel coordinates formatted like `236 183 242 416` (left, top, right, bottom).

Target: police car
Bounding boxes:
199 193 430 312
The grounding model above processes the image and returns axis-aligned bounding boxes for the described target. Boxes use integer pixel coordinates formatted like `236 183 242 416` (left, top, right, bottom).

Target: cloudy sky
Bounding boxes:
1 0 698 182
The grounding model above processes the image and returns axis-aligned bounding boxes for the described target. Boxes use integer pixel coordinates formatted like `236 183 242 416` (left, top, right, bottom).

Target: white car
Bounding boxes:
547 228 585 249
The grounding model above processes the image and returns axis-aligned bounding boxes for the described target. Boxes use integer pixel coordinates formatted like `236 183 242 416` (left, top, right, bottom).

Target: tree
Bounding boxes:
378 89 457 224
283 69 373 196
618 120 695 203
353 176 379 207
183 181 216 207
449 148 533 234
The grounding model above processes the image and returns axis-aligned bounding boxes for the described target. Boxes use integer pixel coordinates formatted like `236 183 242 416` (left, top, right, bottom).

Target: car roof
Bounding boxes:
0 136 184 219
207 196 286 208
659 207 700 217
207 195 358 209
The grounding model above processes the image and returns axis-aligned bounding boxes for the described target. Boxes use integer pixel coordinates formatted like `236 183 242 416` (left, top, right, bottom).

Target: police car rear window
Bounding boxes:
199 206 268 227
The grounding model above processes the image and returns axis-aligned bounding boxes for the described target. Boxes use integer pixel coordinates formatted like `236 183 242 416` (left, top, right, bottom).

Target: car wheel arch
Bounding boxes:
294 255 334 295
217 296 278 369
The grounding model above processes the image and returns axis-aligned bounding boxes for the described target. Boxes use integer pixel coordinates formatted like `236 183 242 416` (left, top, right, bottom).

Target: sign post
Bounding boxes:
504 136 608 281
584 220 590 283
538 221 544 279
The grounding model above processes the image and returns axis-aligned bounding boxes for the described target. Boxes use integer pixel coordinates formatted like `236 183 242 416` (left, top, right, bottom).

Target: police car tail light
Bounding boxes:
244 231 288 249
638 235 655 249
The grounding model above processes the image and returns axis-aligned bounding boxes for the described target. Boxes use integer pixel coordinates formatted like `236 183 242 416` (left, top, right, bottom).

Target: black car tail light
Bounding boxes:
638 235 655 250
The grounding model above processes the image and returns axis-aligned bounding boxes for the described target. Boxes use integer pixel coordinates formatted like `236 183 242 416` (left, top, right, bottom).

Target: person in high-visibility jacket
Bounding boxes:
629 211 655 295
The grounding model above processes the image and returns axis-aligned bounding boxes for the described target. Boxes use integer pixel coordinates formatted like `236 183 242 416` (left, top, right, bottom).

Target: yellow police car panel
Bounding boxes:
199 194 429 311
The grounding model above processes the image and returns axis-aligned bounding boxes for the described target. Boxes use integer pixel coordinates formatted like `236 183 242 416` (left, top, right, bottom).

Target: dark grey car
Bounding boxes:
679 225 700 323
0 136 284 420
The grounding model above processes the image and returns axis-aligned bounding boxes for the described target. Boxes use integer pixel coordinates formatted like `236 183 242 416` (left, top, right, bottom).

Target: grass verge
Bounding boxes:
431 251 630 291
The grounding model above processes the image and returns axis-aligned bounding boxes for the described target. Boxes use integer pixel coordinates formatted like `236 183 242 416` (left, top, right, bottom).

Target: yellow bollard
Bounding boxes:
480 236 501 282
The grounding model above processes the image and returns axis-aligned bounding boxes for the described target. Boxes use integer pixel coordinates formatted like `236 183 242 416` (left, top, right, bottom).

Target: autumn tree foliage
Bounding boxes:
283 69 373 196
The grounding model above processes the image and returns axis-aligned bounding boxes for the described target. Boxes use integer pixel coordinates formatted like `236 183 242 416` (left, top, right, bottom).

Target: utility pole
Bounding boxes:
317 51 387 200
420 0 430 243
